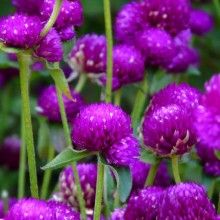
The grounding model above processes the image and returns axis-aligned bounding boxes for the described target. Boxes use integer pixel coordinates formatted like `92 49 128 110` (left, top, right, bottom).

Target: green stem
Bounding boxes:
40 0 63 37
75 74 87 93
18 113 26 199
94 159 105 220
40 145 55 199
114 89 122 106
213 0 220 21
218 192 220 214
2 190 8 215
103 0 113 103
113 192 120 209
17 53 39 199
55 75 87 220
145 161 161 186
207 179 216 199
171 155 181 184
131 73 148 128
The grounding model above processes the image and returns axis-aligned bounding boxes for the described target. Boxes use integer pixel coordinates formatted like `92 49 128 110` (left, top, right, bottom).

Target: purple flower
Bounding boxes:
158 183 217 219
34 28 63 62
4 198 80 220
12 0 43 15
59 163 97 209
0 14 42 49
0 135 20 170
130 161 170 191
71 103 140 166
124 186 164 220
0 198 17 218
58 26 75 41
36 85 84 123
114 2 149 44
142 0 190 36
40 0 83 29
109 208 125 220
135 28 176 67
68 34 107 75
190 9 213 36
100 45 145 91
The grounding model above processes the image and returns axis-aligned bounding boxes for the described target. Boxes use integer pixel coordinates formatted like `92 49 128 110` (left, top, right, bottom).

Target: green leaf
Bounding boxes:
0 52 19 69
99 155 132 203
43 61 72 100
186 66 201 76
139 148 158 164
41 147 92 170
215 150 220 160
0 43 22 54
63 38 75 63
37 117 50 160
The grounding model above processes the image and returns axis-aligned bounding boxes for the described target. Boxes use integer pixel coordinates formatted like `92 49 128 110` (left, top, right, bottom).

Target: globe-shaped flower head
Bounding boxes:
71 103 140 166
68 34 107 76
36 85 84 123
158 183 217 219
142 83 200 157
109 208 125 220
59 163 97 209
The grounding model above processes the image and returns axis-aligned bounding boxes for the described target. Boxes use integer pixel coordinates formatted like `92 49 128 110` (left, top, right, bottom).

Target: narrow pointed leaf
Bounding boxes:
42 147 91 170
140 148 158 164
215 150 220 160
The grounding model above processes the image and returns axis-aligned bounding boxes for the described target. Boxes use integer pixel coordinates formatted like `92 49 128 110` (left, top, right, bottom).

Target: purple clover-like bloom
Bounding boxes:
143 83 200 157
109 208 125 220
190 9 213 36
68 34 107 75
0 135 20 170
100 45 145 91
34 28 63 62
36 85 84 123
40 0 83 30
59 164 97 209
130 161 170 191
124 186 164 220
0 14 42 49
158 183 217 219
135 28 176 67
12 0 43 15
0 198 17 218
71 103 140 166
142 0 190 36
114 2 149 44
4 198 80 220
58 26 75 41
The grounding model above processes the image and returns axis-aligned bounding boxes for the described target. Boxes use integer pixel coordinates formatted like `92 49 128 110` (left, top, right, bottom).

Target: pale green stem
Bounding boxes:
207 179 216 199
131 73 148 128
2 190 8 215
103 0 113 103
114 89 122 106
94 159 105 220
17 53 39 199
218 192 220 214
213 0 220 21
75 74 87 93
54 66 87 220
145 161 161 187
171 155 181 184
113 192 120 209
103 166 110 218
40 145 55 199
18 112 26 199
40 0 63 37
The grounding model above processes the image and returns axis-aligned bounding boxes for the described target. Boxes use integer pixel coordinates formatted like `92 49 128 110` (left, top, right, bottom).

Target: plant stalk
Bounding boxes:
114 89 122 106
75 74 87 93
17 53 39 199
171 155 181 184
213 0 220 21
145 161 161 186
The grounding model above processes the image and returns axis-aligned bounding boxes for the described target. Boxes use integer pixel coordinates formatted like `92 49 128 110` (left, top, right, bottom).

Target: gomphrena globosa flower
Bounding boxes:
124 186 164 220
142 83 200 157
68 34 107 76
0 14 42 49
109 208 125 220
158 182 217 219
194 74 220 176
0 135 20 170
40 0 83 30
0 198 17 218
135 28 176 66
71 103 140 166
36 85 84 123
59 163 97 209
34 28 63 62
130 161 170 191
190 8 213 36
142 0 190 36
4 198 80 220
58 26 75 41
114 1 149 44
100 44 145 91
